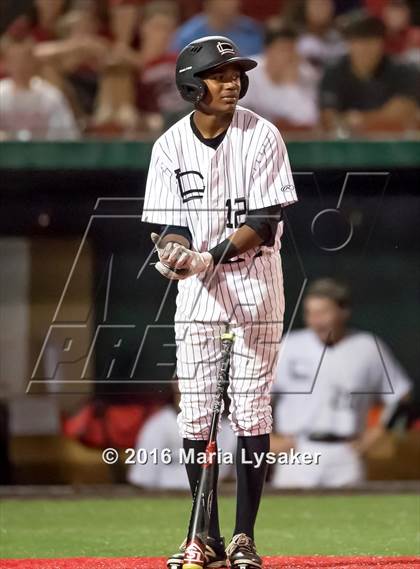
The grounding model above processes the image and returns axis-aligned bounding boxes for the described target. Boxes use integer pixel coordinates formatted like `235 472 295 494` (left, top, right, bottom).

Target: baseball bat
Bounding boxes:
182 330 235 569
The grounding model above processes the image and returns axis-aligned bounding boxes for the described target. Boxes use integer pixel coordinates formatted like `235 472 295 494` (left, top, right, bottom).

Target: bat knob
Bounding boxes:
183 538 206 569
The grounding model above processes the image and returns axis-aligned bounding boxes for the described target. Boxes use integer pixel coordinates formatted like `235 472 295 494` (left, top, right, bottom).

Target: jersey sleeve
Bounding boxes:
375 339 412 425
141 142 188 227
249 126 298 210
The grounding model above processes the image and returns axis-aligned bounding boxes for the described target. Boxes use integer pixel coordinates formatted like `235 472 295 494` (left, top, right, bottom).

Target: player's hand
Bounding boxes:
158 249 213 280
151 232 188 265
152 238 213 281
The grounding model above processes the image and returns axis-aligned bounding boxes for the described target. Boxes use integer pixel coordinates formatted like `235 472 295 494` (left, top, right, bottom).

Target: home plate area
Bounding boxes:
2 557 419 569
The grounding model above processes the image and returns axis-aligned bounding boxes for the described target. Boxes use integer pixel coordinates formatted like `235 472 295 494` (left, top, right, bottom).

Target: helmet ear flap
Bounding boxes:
239 72 249 99
179 79 207 104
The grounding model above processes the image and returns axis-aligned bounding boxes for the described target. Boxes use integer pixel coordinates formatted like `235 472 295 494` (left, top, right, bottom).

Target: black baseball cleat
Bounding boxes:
225 534 262 569
205 536 227 568
166 537 186 569
167 536 227 569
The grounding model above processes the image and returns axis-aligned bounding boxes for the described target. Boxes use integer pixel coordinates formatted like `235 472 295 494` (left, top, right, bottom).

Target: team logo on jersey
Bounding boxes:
216 41 236 56
281 184 295 193
175 168 205 203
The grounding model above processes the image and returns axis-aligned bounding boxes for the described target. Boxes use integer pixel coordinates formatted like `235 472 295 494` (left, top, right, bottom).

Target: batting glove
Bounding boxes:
151 232 188 265
151 233 213 280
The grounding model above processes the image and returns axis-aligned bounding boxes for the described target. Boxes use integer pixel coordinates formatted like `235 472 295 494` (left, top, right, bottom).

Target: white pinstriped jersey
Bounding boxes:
142 105 298 324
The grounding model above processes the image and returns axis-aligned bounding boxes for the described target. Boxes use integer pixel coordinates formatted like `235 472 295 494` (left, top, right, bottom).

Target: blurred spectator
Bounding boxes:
134 1 187 122
365 0 420 25
109 0 140 45
381 0 420 65
283 0 346 69
241 26 319 130
94 0 186 132
241 0 287 22
128 403 236 490
7 0 69 43
0 34 78 140
320 13 419 133
270 278 412 488
34 2 111 119
334 0 364 15
172 0 264 57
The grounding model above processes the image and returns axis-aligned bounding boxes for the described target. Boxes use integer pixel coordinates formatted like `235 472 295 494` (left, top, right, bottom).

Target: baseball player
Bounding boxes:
271 278 412 488
142 35 298 569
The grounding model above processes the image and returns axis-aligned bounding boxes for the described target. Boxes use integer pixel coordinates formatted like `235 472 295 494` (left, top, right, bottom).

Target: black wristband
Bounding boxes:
209 239 240 265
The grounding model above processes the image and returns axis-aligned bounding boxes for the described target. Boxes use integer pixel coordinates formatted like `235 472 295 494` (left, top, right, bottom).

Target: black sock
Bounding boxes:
234 434 270 540
183 438 221 541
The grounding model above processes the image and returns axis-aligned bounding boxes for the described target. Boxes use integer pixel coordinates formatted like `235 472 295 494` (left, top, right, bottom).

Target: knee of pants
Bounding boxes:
177 398 224 441
229 397 273 437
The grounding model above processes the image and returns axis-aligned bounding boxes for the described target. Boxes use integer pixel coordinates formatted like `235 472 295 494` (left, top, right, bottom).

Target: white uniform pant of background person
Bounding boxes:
175 257 285 440
271 437 365 488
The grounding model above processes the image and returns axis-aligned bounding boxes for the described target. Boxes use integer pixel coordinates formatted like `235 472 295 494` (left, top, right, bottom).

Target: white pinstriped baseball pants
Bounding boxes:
175 320 283 439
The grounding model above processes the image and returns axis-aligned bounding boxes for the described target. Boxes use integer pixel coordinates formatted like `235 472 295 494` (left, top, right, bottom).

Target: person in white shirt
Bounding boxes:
284 0 346 69
271 278 412 488
241 25 319 130
0 35 78 140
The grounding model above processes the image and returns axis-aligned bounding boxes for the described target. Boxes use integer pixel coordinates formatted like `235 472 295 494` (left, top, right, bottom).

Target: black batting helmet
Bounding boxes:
175 36 258 104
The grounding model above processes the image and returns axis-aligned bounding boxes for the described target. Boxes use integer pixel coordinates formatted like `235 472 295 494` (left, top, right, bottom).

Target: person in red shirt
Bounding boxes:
7 0 69 43
381 0 420 64
134 1 187 118
94 0 187 132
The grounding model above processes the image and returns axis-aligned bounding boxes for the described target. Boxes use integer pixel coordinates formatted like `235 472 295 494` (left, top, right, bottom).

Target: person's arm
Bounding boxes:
319 63 342 133
270 433 296 454
320 108 341 132
213 127 296 262
352 423 388 456
208 203 283 264
208 225 263 263
344 97 418 132
353 339 412 456
35 39 81 63
154 128 296 280
352 393 412 456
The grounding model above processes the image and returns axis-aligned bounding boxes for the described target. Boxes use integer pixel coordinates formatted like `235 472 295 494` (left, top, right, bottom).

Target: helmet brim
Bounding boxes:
195 56 258 76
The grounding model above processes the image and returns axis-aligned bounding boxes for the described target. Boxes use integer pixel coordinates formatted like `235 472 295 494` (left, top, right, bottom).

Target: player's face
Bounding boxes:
141 13 177 50
266 38 297 72
303 296 350 344
4 40 37 80
200 64 242 114
205 0 241 20
349 37 385 73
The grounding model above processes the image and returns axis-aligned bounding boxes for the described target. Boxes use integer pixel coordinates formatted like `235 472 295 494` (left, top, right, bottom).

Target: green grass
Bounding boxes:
1 494 419 559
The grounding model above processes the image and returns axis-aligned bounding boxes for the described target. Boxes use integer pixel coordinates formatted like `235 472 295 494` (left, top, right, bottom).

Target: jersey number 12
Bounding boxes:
226 198 247 229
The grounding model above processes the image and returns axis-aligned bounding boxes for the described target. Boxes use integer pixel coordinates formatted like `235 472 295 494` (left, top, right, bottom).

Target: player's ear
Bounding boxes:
340 306 351 322
239 72 249 99
180 80 206 104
